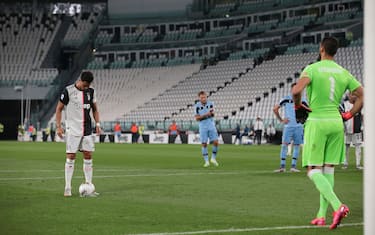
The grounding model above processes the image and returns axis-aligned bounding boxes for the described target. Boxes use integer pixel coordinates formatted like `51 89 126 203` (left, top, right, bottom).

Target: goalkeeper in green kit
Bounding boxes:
292 37 363 230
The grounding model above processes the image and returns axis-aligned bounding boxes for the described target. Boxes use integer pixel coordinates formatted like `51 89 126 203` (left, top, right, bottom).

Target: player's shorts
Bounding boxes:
66 134 95 153
345 133 362 145
199 126 218 143
302 118 345 167
282 125 304 145
115 131 121 138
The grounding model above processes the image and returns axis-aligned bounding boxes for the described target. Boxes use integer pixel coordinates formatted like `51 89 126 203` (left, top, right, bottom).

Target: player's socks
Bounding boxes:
65 158 75 189
291 145 300 168
355 145 361 167
83 159 93 184
279 144 287 168
316 166 335 218
344 144 350 166
308 169 342 211
202 147 209 162
212 145 218 159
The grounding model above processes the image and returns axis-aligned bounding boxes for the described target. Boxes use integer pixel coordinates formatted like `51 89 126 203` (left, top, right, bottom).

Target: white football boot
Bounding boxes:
64 188 72 197
290 168 301 173
273 168 286 173
210 158 219 167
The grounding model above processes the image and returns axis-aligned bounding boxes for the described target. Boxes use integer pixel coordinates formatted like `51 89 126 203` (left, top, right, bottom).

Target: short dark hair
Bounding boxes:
321 37 339 56
198 91 206 96
81 71 94 83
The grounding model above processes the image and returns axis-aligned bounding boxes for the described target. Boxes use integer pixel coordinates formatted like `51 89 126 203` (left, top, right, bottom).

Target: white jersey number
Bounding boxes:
329 77 335 102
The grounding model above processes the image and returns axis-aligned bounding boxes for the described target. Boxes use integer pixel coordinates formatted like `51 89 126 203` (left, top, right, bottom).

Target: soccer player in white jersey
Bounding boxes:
55 71 101 197
341 93 363 170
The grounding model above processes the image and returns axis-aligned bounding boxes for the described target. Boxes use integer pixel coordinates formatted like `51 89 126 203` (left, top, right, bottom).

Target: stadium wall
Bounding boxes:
0 100 21 140
0 87 50 100
108 0 192 18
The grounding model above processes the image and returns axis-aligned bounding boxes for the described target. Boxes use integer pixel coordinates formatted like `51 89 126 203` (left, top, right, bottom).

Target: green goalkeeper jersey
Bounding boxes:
301 59 361 119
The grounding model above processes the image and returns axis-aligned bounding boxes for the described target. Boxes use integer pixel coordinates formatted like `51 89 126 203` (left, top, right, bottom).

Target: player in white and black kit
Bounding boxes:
55 71 101 197
341 92 363 170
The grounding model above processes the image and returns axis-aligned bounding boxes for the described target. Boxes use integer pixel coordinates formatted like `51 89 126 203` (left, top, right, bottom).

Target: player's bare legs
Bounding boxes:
64 153 76 197
210 140 219 166
307 165 349 229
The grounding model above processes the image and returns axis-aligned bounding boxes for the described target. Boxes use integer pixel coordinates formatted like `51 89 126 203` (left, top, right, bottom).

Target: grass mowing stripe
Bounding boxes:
0 171 245 181
0 168 361 173
126 222 364 235
0 168 362 181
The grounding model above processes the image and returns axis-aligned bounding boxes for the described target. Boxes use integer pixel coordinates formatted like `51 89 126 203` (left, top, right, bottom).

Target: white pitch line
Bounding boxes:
0 169 166 173
0 168 361 173
0 168 182 173
126 222 363 235
0 171 245 181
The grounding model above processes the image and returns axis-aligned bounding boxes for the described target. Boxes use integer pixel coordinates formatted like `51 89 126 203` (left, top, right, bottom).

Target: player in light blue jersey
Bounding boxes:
273 83 307 173
194 91 219 167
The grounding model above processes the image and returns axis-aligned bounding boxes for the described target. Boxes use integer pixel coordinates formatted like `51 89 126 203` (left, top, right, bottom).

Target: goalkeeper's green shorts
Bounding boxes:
302 118 345 167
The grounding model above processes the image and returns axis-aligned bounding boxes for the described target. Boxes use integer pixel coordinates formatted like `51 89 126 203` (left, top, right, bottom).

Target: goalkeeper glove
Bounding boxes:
341 111 353 121
294 103 312 124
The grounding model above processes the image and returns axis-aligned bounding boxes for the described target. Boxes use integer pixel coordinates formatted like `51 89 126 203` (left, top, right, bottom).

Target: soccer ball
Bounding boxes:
79 183 95 197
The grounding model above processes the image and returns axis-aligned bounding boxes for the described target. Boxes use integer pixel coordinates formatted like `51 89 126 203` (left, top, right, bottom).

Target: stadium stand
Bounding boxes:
123 59 251 121
209 2 236 17
70 0 364 131
231 46 363 123
95 29 114 45
236 0 278 15
0 8 61 87
174 53 316 120
228 48 269 60
92 64 201 121
335 45 363 83
106 44 363 130
120 32 139 44
0 0 364 134
62 9 104 48
285 44 320 55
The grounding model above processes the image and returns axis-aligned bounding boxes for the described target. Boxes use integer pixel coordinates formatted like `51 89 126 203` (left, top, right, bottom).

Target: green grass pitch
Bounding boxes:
0 142 363 235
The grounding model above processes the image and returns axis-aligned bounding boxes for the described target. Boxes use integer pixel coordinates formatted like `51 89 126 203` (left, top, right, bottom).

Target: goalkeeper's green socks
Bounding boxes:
316 167 335 218
308 169 341 212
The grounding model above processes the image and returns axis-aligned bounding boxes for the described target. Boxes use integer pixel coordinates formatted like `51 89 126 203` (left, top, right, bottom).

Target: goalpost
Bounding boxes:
364 1 374 234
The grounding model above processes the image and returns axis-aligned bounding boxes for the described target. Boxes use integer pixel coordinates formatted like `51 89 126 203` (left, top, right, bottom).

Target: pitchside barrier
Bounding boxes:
17 130 284 145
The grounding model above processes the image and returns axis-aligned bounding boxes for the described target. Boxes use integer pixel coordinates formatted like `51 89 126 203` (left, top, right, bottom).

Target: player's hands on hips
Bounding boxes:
282 118 289 124
341 111 353 121
294 103 312 124
56 127 64 138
